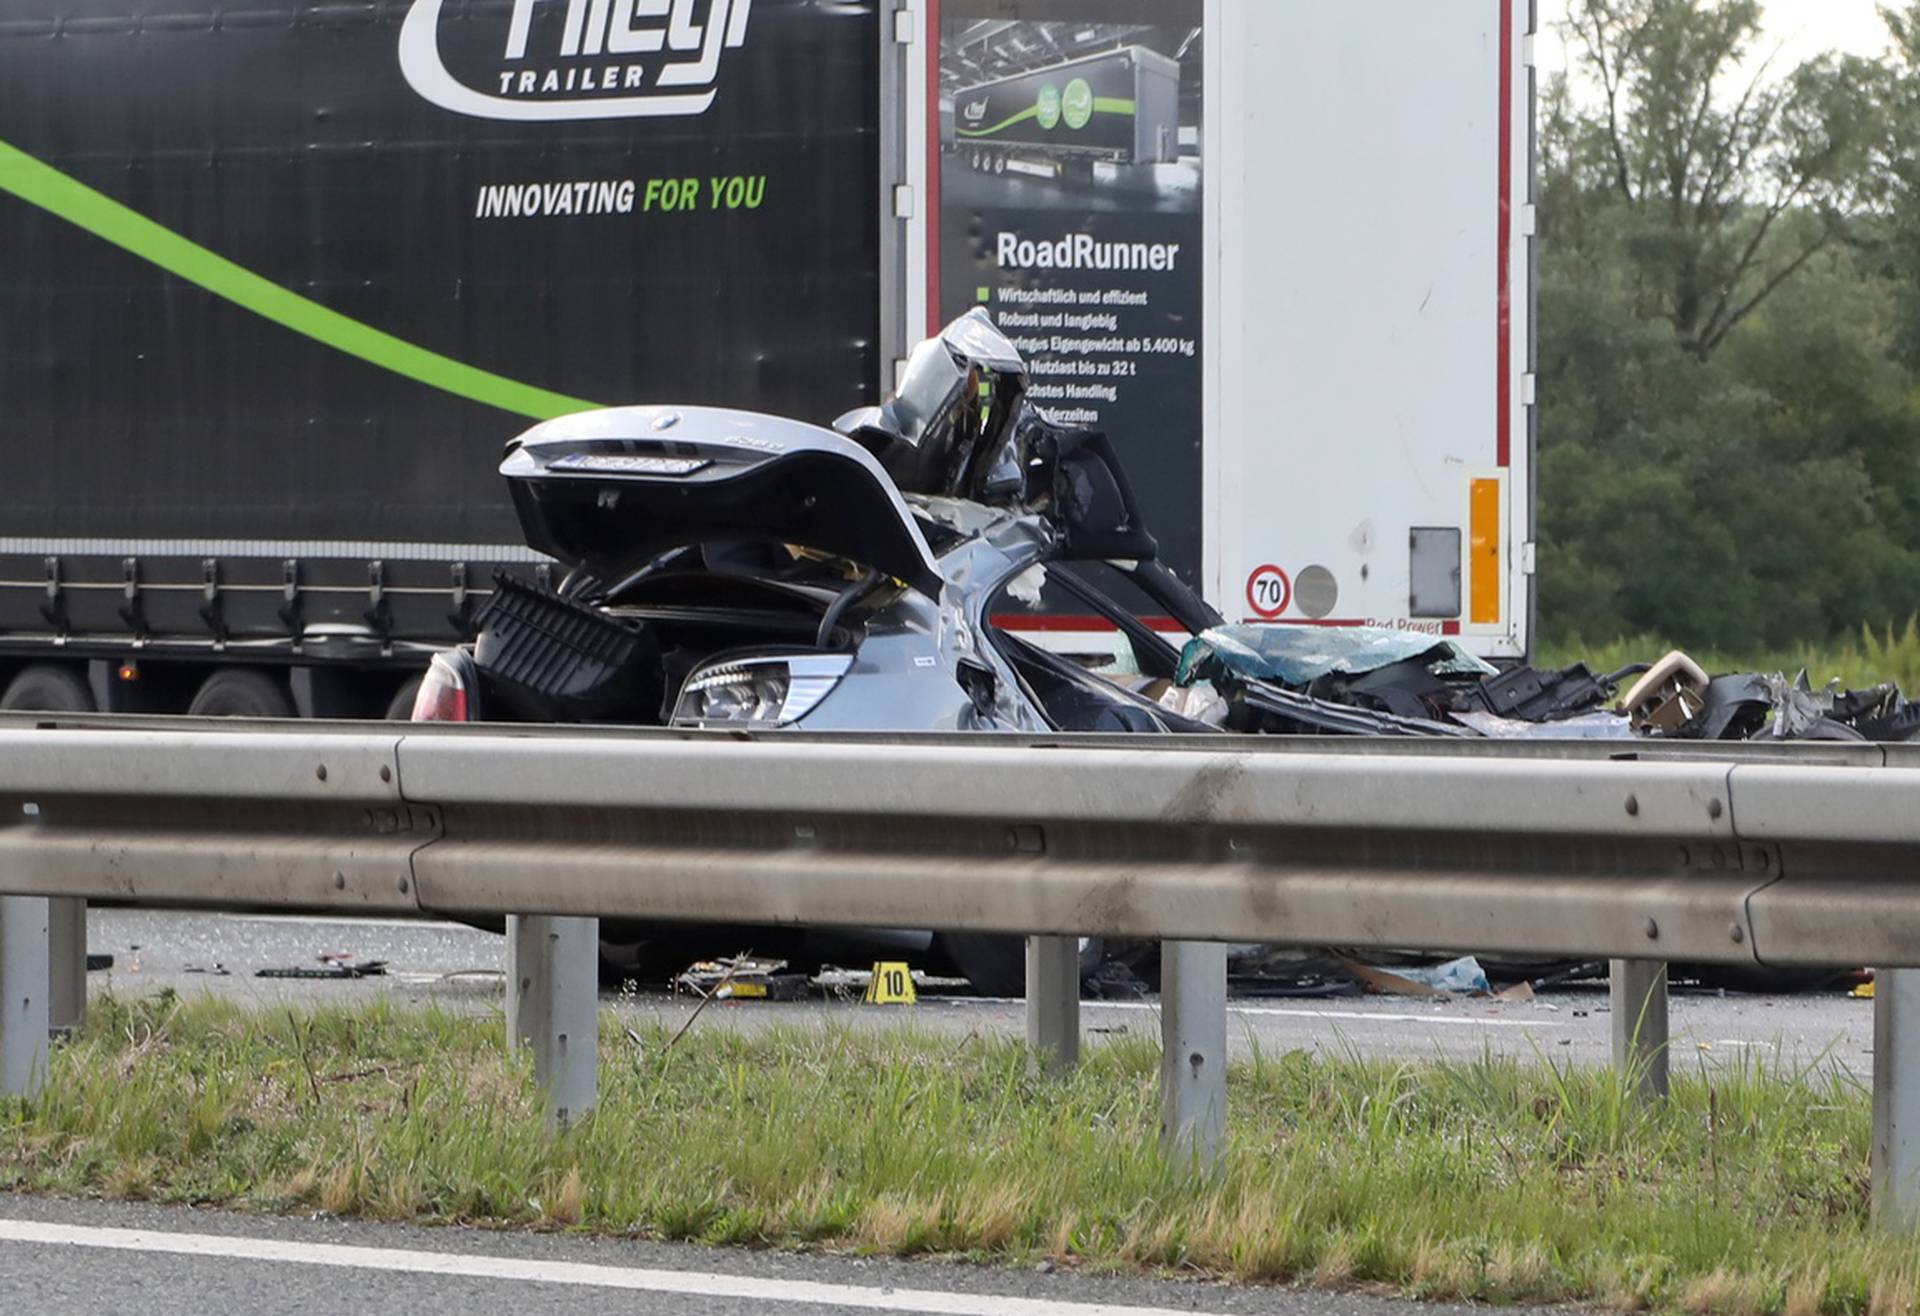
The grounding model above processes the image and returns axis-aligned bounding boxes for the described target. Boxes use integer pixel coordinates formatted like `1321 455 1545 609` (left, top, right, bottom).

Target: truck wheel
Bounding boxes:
992 154 1007 175
384 677 423 721
935 932 1104 998
187 669 295 718
1 664 95 712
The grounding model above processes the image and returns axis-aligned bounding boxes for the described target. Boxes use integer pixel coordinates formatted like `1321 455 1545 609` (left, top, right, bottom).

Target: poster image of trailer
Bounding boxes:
940 19 1201 214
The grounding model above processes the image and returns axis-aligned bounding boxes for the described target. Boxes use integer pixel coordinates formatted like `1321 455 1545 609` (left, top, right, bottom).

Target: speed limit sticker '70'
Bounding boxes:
1245 565 1291 619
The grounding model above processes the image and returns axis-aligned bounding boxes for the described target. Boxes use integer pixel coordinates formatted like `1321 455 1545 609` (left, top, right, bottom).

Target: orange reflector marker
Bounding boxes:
1470 478 1501 625
117 662 139 682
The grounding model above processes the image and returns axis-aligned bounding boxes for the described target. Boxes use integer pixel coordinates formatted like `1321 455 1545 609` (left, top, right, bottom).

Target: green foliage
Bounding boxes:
1541 614 1920 695
1538 1 1920 653
2 994 1914 1313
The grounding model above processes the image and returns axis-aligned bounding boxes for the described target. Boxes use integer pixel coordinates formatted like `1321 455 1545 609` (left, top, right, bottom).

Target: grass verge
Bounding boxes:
0 992 1912 1312
1540 618 1920 694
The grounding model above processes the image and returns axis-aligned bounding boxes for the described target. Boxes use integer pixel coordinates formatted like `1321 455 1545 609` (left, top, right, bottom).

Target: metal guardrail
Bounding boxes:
4 707 1920 765
0 718 1917 1226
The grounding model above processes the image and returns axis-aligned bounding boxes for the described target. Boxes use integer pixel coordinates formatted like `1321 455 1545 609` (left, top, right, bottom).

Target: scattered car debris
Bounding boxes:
674 956 809 1002
1176 627 1920 744
812 966 971 999
1342 955 1491 997
1082 959 1154 1000
1522 960 1609 993
1621 652 1709 734
1339 955 1539 1002
256 954 387 980
1223 949 1364 999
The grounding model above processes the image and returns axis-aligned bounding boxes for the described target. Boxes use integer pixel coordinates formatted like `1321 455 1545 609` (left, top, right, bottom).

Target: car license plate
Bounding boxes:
550 453 712 476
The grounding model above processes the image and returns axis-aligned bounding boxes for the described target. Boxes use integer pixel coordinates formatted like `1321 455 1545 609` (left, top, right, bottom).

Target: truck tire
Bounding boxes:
935 932 1104 998
187 669 295 718
1 664 95 712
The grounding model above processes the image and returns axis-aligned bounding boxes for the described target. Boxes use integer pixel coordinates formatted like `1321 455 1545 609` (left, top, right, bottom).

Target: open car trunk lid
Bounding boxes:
500 406 945 599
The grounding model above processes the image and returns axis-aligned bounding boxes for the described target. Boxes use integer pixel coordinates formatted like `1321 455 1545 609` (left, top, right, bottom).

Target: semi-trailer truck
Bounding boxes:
0 0 888 718
0 0 1536 719
946 44 1181 179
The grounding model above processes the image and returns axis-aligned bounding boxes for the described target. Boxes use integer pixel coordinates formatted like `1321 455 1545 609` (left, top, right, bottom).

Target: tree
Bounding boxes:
1536 1 1920 651
1869 1 1920 367
1550 0 1885 361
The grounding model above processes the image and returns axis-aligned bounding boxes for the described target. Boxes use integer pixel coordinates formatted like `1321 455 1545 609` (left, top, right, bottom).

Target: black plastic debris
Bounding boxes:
674 955 809 1001
471 571 662 722
256 955 388 980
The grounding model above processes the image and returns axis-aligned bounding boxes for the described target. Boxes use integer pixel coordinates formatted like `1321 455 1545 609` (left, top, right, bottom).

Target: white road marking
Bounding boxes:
215 914 473 932
0 1219 1222 1315
1073 1000 1567 1030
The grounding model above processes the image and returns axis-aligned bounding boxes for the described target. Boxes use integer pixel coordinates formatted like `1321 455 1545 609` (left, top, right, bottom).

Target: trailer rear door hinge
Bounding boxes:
1519 541 1537 575
1519 204 1537 237
892 184 915 219
893 8 914 43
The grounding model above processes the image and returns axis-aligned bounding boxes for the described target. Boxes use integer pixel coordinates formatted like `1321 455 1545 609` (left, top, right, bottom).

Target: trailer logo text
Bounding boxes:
399 0 752 122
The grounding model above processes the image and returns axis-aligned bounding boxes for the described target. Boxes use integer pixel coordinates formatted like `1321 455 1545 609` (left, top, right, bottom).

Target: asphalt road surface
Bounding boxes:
79 910 1877 1074
0 1195 1561 1316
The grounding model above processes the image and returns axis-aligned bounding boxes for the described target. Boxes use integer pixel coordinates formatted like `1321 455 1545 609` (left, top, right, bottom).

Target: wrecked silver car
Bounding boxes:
413 310 1229 990
419 309 1218 741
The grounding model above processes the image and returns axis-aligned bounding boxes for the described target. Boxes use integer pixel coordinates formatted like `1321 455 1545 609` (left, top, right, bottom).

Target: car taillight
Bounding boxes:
411 653 470 722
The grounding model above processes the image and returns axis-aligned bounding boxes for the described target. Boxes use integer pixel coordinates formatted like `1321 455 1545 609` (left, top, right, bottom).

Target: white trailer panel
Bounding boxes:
1205 0 1534 657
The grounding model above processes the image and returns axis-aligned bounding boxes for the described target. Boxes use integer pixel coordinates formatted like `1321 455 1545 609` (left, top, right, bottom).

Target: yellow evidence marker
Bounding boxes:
864 961 917 1005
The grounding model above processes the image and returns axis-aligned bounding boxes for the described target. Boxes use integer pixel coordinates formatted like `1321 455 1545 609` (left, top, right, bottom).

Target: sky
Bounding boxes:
1534 0 1898 81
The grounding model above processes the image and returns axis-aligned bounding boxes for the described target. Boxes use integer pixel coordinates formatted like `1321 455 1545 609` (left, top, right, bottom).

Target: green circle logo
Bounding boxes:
1061 78 1094 130
1036 83 1061 130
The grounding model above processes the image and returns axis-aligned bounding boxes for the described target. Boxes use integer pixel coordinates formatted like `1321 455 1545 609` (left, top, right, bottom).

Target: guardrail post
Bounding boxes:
48 898 85 1033
1160 939 1226 1169
1873 969 1920 1229
1610 958 1669 1101
1 897 50 1098
507 915 599 1129
1025 935 1080 1074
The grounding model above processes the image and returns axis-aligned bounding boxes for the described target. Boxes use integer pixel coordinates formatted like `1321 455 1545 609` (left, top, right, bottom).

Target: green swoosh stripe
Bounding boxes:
956 105 1041 138
955 97 1138 139
0 137 599 420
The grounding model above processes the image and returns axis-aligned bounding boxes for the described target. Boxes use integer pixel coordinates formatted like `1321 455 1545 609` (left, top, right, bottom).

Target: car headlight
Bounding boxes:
671 654 854 727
